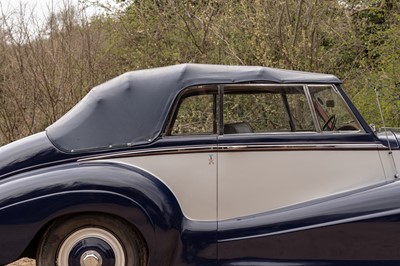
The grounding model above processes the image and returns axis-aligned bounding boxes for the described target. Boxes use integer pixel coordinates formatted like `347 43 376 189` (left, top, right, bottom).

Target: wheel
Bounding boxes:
36 214 146 266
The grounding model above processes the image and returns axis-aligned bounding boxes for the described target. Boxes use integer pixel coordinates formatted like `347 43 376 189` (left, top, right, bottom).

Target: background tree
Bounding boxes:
0 0 398 146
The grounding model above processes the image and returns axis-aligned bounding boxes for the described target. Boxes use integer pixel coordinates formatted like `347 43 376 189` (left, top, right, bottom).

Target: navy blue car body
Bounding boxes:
0 64 399 265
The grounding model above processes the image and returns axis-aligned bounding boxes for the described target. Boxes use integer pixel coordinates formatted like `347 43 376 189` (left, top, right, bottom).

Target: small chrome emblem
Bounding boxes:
208 154 215 165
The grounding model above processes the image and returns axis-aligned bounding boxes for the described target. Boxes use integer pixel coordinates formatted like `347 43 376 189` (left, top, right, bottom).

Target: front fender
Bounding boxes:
0 161 183 265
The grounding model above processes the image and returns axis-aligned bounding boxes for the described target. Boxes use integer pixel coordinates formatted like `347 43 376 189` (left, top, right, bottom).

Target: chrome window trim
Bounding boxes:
218 84 224 135
221 84 311 89
332 83 365 132
163 83 365 138
304 85 322 132
222 84 318 133
220 131 319 136
162 85 219 137
218 130 367 137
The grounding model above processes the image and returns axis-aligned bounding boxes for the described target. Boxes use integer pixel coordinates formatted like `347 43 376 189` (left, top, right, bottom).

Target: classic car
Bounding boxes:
0 63 399 266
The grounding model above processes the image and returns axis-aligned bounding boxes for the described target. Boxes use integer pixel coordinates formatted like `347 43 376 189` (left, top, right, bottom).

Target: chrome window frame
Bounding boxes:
162 85 219 137
162 83 365 138
304 85 322 132
221 84 318 134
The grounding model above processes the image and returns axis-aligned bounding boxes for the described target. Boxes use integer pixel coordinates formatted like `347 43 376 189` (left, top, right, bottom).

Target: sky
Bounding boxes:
0 0 122 38
0 0 107 24
1 0 78 16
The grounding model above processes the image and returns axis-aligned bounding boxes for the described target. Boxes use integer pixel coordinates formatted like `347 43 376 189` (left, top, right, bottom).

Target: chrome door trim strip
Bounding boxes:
218 144 386 151
79 146 218 162
79 143 388 162
220 207 400 242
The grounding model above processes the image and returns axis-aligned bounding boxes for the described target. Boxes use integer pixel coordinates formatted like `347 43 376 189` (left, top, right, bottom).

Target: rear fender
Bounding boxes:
0 161 183 265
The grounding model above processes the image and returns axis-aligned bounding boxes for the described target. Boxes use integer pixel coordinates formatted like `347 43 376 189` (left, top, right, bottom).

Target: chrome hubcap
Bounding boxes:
57 227 125 266
80 250 103 266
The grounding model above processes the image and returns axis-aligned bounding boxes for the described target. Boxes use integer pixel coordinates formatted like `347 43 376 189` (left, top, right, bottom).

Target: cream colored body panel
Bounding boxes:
218 150 386 220
96 147 387 222
100 152 217 221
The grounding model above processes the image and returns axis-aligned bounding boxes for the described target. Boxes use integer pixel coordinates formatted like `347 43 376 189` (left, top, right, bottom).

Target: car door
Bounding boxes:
217 84 388 264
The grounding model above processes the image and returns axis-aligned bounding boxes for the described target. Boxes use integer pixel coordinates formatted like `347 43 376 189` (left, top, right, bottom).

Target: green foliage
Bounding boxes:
172 94 215 135
0 0 398 144
342 0 400 127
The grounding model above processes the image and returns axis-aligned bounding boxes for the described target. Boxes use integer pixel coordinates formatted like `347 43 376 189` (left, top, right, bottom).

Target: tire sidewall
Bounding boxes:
37 214 145 266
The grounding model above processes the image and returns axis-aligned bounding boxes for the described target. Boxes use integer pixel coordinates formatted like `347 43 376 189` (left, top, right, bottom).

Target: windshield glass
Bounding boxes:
308 85 363 132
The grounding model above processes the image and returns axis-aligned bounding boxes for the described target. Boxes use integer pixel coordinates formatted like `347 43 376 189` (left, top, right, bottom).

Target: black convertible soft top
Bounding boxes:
46 63 341 152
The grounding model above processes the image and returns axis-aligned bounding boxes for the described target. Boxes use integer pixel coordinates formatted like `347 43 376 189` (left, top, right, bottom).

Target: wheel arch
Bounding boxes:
24 211 149 263
0 161 183 265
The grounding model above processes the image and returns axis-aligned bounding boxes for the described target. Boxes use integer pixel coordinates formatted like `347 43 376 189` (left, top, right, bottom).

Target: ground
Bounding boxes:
7 258 35 266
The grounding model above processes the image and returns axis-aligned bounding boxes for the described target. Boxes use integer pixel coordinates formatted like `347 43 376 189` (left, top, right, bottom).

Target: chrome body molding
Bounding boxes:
221 206 400 242
218 143 386 151
79 145 218 162
80 143 388 162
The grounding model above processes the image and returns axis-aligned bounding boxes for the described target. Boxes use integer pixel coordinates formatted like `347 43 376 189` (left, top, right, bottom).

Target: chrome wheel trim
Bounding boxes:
80 250 103 266
56 227 125 266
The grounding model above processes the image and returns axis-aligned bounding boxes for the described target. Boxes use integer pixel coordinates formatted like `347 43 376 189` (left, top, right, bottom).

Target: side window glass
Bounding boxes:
224 93 290 132
169 89 217 135
286 92 315 131
223 86 316 134
308 85 363 132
